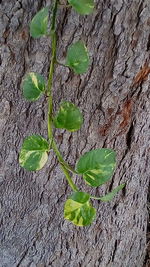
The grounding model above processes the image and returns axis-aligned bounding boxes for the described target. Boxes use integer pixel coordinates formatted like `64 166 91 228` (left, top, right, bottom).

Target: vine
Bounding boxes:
19 0 125 226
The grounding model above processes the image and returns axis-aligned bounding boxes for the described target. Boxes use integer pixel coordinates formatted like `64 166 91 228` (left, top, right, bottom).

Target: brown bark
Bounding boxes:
0 0 150 266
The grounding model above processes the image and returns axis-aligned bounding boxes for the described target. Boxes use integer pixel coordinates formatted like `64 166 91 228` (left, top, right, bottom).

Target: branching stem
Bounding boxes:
52 140 78 175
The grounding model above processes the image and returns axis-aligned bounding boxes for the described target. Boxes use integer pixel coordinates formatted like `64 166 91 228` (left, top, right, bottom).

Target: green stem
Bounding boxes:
47 1 57 141
51 3 58 33
56 60 68 68
90 195 102 200
52 140 78 174
47 0 79 192
52 140 79 192
60 164 79 192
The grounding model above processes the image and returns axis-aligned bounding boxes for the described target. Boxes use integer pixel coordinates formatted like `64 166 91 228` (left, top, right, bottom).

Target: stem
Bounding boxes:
47 1 57 141
60 164 79 192
52 140 78 174
47 0 79 192
90 196 102 200
51 1 58 33
52 139 79 191
56 60 68 68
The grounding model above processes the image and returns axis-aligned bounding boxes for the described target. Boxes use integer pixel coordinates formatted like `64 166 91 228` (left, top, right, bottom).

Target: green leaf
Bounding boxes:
70 191 90 203
54 101 83 132
76 148 116 187
30 7 49 38
64 191 96 226
19 135 49 171
99 184 125 202
22 72 45 101
68 0 94 15
66 41 90 74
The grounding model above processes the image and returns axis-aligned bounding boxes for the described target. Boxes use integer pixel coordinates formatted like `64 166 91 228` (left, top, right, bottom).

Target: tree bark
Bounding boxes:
0 0 150 266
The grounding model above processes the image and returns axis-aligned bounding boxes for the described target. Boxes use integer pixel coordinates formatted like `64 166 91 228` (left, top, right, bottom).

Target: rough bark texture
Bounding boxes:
0 0 150 266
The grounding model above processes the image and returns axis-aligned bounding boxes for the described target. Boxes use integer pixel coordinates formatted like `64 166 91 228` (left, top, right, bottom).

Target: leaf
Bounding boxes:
64 192 96 226
99 184 125 202
66 41 90 74
19 135 49 171
68 0 95 15
22 72 45 101
76 148 116 187
30 7 49 38
54 101 83 132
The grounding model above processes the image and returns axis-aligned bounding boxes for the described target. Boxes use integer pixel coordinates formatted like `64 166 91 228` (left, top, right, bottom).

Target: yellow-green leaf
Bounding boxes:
19 135 49 171
22 72 45 101
76 148 116 187
64 192 96 226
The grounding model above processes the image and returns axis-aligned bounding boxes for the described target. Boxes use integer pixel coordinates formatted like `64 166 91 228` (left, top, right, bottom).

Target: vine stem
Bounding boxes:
52 140 78 175
47 0 79 192
90 195 102 200
47 0 57 141
60 164 79 192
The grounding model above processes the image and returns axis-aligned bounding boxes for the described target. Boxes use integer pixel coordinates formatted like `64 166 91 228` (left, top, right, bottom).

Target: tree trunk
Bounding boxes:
0 0 150 266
